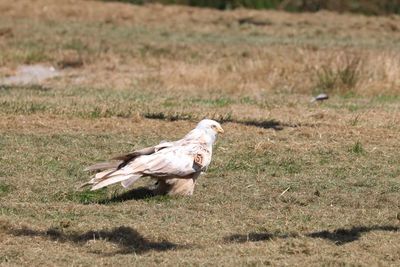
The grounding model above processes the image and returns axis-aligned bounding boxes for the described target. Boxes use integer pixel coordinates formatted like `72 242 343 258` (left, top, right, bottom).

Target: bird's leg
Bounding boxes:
150 179 170 195
150 178 196 196
166 178 195 196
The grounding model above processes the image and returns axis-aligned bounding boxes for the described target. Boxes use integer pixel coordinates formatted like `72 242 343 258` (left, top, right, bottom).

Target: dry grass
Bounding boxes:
0 0 400 266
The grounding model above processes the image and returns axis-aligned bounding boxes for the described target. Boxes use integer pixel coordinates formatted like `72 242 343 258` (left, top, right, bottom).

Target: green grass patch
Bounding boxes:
350 141 365 155
278 157 302 175
373 94 400 104
65 189 109 204
0 182 12 197
190 97 233 107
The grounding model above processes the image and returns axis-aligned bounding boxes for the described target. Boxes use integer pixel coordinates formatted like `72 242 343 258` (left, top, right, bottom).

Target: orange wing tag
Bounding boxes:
194 153 204 168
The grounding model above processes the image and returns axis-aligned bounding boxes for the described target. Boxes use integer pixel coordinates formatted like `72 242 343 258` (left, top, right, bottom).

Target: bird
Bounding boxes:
310 93 329 103
81 119 224 196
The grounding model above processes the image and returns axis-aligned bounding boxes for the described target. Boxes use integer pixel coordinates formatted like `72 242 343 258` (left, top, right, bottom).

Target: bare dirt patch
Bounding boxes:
1 64 61 85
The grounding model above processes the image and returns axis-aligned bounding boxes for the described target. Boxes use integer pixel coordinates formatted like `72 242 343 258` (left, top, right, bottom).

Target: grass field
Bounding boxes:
1 0 400 266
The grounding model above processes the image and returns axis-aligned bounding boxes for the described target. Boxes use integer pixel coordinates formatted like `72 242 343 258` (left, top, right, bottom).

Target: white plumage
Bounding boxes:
82 119 224 195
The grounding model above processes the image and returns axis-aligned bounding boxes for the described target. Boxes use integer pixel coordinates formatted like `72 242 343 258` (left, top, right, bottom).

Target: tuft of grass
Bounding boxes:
314 56 360 95
315 66 337 93
350 141 365 155
349 114 361 126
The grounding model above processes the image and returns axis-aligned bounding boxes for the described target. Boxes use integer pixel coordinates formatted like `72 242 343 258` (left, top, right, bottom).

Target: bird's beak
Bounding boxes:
217 126 224 134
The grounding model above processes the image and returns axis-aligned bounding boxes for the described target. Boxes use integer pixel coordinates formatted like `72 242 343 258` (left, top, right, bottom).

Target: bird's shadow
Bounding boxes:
8 225 185 255
224 225 399 246
98 187 166 204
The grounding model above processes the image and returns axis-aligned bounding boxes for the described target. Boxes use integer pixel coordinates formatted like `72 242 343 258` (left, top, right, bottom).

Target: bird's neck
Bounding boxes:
184 129 216 148
202 130 217 149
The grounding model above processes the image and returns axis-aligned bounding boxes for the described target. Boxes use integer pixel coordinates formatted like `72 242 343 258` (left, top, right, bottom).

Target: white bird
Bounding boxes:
82 119 224 195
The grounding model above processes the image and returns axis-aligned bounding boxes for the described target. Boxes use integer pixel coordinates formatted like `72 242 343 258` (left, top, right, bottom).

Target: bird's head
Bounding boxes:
196 119 224 134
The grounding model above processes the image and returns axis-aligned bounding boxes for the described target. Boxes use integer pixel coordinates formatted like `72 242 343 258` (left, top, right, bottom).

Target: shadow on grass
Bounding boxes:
224 225 399 246
0 84 50 91
143 112 303 131
9 225 184 255
306 225 399 245
238 119 287 130
99 187 157 204
225 232 298 243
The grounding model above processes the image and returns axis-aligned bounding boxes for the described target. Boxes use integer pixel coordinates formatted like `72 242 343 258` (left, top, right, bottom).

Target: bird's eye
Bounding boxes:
211 125 216 128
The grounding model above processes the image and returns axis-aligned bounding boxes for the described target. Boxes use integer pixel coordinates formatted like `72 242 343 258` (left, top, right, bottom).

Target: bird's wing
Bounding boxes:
84 141 175 172
129 142 211 177
86 142 210 191
111 141 175 169
82 131 213 191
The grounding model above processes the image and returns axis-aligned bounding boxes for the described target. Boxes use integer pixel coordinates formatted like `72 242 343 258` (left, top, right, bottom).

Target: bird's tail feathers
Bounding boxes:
78 168 116 189
91 173 142 191
88 166 142 191
121 175 142 188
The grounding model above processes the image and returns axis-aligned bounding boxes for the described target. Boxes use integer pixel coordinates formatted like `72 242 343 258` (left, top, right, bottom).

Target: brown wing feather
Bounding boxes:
85 143 174 172
112 146 156 168
84 161 122 172
112 146 156 161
